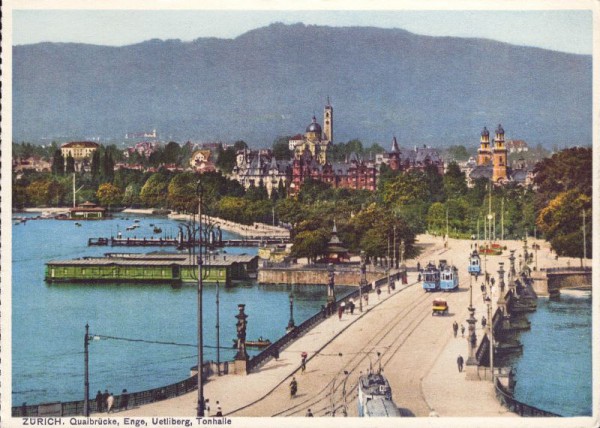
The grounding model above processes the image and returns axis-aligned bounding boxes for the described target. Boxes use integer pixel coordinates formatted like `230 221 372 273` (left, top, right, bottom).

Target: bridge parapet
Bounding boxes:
531 268 592 296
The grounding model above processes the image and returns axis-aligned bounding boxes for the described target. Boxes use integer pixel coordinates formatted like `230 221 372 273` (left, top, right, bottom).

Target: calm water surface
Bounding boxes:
12 214 350 405
507 291 592 416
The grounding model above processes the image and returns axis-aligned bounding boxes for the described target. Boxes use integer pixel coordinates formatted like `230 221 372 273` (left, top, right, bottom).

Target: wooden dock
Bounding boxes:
88 236 290 248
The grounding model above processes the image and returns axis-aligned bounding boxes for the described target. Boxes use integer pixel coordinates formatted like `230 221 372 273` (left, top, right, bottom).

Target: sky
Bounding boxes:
11 9 593 55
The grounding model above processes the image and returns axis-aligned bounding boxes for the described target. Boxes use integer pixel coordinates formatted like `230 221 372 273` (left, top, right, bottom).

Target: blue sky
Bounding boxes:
12 9 592 55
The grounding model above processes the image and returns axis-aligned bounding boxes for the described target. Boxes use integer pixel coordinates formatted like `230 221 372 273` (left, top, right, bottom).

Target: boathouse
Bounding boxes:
69 201 106 219
45 252 258 286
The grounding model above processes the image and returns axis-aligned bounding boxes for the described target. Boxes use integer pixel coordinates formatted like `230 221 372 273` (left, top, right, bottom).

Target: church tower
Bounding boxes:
477 126 492 165
389 136 400 171
492 124 508 182
323 97 333 144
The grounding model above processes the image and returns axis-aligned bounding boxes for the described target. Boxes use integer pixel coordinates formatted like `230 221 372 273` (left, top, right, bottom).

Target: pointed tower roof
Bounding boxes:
391 136 400 153
328 220 342 245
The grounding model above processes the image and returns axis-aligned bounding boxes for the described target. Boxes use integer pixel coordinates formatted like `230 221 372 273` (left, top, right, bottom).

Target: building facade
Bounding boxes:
61 141 99 172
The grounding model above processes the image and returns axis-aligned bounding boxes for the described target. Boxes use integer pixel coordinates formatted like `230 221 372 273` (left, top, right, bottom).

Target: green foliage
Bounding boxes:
65 154 75 174
381 170 429 207
168 171 199 213
96 183 123 208
443 161 468 199
233 140 249 151
272 136 292 160
140 172 171 208
51 150 64 175
25 178 67 206
290 229 330 263
215 145 236 172
444 145 471 161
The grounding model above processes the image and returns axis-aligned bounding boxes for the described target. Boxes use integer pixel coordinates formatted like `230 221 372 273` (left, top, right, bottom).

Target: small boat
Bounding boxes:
133 219 140 223
75 222 82 227
126 226 135 231
232 338 271 348
153 227 162 234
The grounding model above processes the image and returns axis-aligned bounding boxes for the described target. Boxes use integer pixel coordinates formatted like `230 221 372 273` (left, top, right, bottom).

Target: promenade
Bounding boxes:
117 234 576 419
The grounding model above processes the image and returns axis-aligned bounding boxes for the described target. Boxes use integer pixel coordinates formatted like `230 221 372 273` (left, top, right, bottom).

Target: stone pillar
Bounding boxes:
234 304 249 374
327 263 336 315
465 304 479 380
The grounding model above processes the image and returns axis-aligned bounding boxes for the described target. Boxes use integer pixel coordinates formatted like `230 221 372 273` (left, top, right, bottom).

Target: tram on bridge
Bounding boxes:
468 249 482 276
439 263 459 291
422 261 441 292
357 372 402 417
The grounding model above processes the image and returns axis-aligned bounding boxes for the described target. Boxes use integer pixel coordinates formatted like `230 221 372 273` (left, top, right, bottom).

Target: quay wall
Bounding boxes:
258 267 385 286
530 269 592 296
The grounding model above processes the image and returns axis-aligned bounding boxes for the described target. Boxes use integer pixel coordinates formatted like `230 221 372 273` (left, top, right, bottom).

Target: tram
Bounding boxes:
358 372 402 417
468 249 482 276
422 261 440 292
439 263 459 291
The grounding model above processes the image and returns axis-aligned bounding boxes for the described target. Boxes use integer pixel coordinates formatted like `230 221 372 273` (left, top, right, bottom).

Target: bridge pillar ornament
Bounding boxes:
234 304 249 374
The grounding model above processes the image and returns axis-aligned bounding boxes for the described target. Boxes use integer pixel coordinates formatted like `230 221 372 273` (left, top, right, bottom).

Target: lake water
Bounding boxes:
12 214 351 405
505 291 592 416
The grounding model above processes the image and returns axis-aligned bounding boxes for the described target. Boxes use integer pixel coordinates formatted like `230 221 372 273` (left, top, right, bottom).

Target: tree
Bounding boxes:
96 183 123 209
65 154 75 174
290 229 329 263
233 140 248 151
140 172 170 208
272 136 292 160
445 145 471 161
90 150 101 178
102 151 114 182
537 189 591 258
162 141 181 165
167 172 199 213
381 171 429 207
216 146 236 172
122 183 141 207
26 178 66 206
51 150 64 175
443 161 468 199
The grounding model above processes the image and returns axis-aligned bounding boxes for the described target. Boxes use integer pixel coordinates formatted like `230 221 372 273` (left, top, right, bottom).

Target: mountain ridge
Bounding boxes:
13 23 591 148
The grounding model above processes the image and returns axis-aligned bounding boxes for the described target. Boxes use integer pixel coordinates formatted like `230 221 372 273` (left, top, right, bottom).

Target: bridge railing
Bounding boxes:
494 377 560 417
542 267 592 273
12 375 200 417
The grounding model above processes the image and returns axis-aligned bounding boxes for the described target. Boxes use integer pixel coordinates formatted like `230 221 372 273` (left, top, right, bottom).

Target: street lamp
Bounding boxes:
359 251 366 312
287 292 295 332
216 280 220 376
196 181 205 417
327 263 336 314
84 323 90 416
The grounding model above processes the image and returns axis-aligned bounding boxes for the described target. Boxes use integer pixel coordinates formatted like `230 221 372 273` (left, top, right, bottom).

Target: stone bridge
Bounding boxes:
530 267 592 296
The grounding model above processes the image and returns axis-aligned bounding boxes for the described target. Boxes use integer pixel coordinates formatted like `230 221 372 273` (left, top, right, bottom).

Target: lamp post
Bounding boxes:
359 251 366 312
216 280 220 376
485 295 494 381
327 263 336 315
196 181 205 417
84 323 90 416
287 292 295 332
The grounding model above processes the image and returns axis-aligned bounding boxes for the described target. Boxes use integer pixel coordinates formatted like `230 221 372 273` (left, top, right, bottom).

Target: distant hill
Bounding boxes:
13 23 591 148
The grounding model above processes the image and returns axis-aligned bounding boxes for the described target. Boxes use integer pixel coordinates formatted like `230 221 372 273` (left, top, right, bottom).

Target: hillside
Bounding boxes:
12 23 591 148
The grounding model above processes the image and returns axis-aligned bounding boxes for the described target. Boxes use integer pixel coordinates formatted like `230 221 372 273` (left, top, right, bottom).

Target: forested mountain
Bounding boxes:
13 23 591 147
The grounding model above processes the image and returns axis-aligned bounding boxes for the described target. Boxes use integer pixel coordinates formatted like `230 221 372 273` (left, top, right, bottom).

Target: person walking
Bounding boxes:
457 355 464 372
461 324 465 337
215 401 223 416
106 393 114 413
376 287 382 300
120 389 129 411
306 408 314 417
95 390 103 413
301 356 306 374
290 377 298 398
273 347 279 361
204 398 211 416
349 300 355 315
101 390 109 412
452 321 458 338
481 316 487 328
337 304 343 320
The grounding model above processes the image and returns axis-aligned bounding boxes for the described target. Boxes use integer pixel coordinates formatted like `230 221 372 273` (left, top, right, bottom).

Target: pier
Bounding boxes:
88 236 290 248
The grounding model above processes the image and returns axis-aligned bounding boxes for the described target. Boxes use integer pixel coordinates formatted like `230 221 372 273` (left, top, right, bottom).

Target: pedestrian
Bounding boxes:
377 287 382 300
204 398 210 416
340 301 346 314
273 347 279 361
301 357 306 374
215 401 223 416
106 393 114 413
120 389 129 411
417 262 421 271
457 355 464 372
290 377 298 398
349 300 355 315
461 324 465 337
364 293 369 306
306 408 314 417
102 390 109 411
418 273 422 282
452 321 458 338
480 283 485 293
482 316 487 328
338 304 343 320
95 390 103 413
